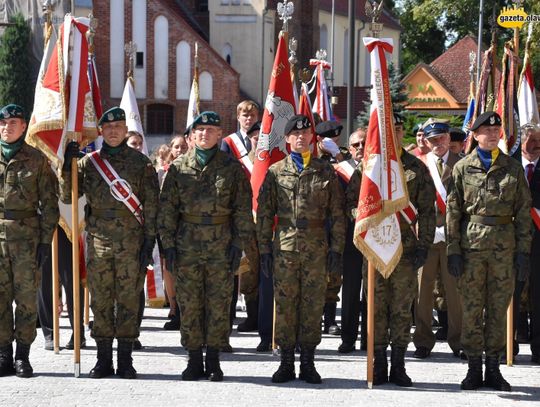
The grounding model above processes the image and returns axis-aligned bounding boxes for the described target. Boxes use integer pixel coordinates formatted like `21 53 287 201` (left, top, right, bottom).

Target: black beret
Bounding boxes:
247 121 261 135
470 111 501 131
284 114 311 135
315 120 343 138
449 127 466 142
393 113 405 125
412 123 423 134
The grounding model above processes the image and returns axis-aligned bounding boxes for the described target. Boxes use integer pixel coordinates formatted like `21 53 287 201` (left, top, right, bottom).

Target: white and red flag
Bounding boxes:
518 25 539 127
310 58 332 121
120 78 148 155
353 38 409 278
251 33 296 210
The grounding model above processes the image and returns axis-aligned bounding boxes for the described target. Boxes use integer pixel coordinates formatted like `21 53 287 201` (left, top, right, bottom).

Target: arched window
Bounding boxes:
200 71 213 101
320 24 328 52
146 104 174 135
222 43 232 65
176 41 191 100
154 15 169 99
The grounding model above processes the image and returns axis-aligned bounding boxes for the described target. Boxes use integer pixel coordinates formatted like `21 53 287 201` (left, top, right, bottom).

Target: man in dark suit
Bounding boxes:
412 119 463 359
521 123 540 364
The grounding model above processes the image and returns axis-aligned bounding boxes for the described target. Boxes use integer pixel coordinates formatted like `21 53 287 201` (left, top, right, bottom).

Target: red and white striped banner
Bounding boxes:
532 207 540 230
420 153 447 215
334 160 356 184
310 58 332 121
223 133 253 177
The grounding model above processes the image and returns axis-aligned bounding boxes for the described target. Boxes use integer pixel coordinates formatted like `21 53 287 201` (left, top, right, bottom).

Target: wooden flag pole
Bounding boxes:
52 229 60 354
366 261 375 388
71 156 81 377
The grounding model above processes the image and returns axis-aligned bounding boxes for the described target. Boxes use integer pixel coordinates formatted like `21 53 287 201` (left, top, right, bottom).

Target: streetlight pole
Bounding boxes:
347 0 355 137
476 0 484 86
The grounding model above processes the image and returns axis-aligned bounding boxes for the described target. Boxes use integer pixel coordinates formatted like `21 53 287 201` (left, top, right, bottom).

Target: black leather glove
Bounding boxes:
63 141 83 172
36 243 51 269
227 245 242 273
164 247 176 272
326 250 342 275
260 253 274 279
448 254 464 278
514 252 530 283
139 238 154 272
413 247 429 270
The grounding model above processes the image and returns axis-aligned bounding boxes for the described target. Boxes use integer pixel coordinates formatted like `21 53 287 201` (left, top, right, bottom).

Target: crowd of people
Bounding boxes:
0 99 538 393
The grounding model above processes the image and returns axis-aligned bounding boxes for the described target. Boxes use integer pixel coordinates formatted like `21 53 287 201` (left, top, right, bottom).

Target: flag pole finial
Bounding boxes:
125 41 137 81
277 0 294 33
365 0 384 37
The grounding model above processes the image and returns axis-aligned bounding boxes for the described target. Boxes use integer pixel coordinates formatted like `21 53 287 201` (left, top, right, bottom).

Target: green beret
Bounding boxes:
0 104 25 120
192 111 221 128
99 107 126 126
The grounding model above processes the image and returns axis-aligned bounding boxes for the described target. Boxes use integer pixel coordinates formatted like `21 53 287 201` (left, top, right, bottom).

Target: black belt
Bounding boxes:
182 214 231 225
0 210 37 220
91 208 132 219
277 218 325 229
465 215 513 226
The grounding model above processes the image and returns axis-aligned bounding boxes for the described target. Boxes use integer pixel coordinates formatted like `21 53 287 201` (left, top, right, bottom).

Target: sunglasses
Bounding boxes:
350 142 361 148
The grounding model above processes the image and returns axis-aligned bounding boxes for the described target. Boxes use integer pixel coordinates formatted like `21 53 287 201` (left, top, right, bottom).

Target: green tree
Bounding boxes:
357 62 408 127
0 13 32 114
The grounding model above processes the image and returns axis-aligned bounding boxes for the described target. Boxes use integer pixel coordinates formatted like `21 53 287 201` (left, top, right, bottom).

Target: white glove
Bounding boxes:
433 226 445 244
321 138 340 157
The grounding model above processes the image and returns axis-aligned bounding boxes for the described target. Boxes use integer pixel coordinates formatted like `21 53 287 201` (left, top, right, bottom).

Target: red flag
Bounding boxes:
297 82 318 157
353 38 409 277
251 33 296 210
310 58 332 121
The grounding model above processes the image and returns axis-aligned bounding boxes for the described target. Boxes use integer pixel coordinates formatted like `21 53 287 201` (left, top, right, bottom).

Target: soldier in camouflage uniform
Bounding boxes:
0 104 59 378
61 107 159 379
158 111 254 382
257 115 345 384
446 111 531 392
346 113 436 387
314 120 350 336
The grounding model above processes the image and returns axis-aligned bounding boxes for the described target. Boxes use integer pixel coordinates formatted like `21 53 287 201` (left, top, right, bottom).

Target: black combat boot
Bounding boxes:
89 339 114 378
389 346 412 387
116 340 137 379
237 299 259 332
373 347 388 385
164 303 181 330
182 348 205 381
460 356 483 390
271 348 295 383
484 356 511 391
299 346 322 384
323 303 341 335
14 342 33 378
0 343 15 376
205 347 223 382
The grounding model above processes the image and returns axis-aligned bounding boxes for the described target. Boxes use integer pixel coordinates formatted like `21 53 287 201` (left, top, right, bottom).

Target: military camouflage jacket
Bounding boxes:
256 155 346 255
346 149 436 253
158 148 254 251
0 142 59 243
59 143 159 240
446 148 531 255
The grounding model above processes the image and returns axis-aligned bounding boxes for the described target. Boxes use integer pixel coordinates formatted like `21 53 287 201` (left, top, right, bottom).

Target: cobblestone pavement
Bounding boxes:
1 306 539 406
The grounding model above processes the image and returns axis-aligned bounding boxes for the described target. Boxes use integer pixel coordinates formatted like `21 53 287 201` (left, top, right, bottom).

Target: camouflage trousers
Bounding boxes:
87 234 144 341
0 238 39 346
175 249 233 351
325 272 342 303
274 249 327 348
364 255 417 348
458 249 514 357
239 234 259 303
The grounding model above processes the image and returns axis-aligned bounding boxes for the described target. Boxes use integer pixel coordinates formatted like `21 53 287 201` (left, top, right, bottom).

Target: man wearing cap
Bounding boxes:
257 114 345 384
220 101 261 340
159 111 254 382
61 106 159 379
449 127 466 156
315 120 349 336
0 104 58 378
521 124 540 364
446 111 531 391
412 119 463 360
336 128 367 353
346 112 436 387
